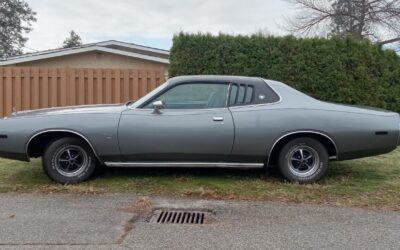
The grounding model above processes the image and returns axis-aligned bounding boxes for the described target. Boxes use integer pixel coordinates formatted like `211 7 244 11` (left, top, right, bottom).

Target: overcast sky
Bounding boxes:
24 0 295 52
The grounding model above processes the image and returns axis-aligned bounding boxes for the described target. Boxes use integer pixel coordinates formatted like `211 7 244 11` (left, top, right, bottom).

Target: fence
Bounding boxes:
0 67 166 117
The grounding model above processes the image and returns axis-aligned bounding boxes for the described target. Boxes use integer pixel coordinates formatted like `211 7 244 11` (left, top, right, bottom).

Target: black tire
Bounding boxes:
278 137 329 184
42 137 97 184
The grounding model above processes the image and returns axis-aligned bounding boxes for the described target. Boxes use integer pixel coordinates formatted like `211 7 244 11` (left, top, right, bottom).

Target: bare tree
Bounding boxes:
285 0 400 45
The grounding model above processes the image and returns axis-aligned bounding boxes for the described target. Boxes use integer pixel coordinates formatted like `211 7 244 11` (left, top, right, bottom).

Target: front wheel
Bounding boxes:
42 137 97 184
278 138 329 184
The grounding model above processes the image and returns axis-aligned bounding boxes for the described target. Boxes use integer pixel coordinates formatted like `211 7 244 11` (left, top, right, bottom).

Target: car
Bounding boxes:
0 75 399 184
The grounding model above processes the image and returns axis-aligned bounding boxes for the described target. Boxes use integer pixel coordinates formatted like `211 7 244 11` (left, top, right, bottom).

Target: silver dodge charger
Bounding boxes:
0 75 399 184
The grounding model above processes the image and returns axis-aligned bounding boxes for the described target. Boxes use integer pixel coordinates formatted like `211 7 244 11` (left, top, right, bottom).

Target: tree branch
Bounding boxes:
379 37 400 44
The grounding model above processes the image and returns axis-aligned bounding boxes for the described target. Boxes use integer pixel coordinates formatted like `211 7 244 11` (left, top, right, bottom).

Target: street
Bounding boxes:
0 194 399 249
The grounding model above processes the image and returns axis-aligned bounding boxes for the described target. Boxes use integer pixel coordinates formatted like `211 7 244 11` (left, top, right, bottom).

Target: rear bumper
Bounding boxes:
340 147 397 161
398 123 400 146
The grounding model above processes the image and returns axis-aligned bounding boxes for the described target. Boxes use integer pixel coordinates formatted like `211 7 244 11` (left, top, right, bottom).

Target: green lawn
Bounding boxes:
1 149 400 210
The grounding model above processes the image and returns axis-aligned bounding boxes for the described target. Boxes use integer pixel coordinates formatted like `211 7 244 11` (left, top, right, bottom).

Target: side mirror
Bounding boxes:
152 100 164 114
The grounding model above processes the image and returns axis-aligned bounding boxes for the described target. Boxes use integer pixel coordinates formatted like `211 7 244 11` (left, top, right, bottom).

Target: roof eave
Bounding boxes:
0 46 170 66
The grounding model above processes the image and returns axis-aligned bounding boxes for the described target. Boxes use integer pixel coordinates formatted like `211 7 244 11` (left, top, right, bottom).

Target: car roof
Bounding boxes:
168 75 265 86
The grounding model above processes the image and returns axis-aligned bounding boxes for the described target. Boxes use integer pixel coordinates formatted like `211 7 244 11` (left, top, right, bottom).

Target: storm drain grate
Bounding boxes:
149 209 212 224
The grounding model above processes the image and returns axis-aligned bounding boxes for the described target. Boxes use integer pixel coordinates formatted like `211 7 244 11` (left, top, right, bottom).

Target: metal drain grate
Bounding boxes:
149 209 212 224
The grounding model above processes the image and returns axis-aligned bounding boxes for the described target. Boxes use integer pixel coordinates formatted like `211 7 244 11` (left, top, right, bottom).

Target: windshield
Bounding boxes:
129 81 169 108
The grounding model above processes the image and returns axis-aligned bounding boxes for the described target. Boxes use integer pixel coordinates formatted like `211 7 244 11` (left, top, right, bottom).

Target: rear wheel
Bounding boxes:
42 137 97 184
278 137 328 183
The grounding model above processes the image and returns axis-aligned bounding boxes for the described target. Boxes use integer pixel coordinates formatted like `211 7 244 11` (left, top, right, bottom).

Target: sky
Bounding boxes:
24 0 295 52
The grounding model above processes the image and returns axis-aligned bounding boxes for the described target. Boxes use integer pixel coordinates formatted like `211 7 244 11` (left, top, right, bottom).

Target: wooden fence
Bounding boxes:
0 67 166 117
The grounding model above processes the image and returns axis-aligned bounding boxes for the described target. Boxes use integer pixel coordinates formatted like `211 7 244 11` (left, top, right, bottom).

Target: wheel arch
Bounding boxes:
267 131 338 167
26 130 101 163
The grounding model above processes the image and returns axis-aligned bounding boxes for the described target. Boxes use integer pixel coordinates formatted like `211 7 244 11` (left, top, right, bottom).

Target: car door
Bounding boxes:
118 82 234 162
227 80 282 163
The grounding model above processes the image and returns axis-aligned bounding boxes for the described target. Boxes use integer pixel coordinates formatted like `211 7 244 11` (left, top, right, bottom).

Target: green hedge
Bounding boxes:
170 33 400 112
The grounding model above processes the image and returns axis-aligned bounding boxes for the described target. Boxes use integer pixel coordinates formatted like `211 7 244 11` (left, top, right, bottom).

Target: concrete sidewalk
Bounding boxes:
0 194 399 249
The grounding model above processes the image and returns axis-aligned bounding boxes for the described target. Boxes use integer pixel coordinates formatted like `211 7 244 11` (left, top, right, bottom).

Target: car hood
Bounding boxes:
9 104 126 118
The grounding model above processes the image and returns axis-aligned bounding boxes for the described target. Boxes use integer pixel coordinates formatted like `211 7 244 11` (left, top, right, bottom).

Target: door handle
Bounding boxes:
213 117 224 122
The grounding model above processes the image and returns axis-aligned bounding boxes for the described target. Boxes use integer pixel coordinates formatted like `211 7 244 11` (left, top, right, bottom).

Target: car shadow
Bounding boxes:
98 165 282 180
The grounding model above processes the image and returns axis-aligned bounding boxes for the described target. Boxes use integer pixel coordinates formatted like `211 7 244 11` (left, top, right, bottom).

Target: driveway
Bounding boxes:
0 194 399 249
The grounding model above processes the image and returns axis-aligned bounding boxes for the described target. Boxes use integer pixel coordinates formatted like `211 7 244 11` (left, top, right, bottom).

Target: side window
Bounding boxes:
237 85 246 104
229 84 254 106
256 82 280 104
229 84 238 106
245 86 254 103
145 83 229 109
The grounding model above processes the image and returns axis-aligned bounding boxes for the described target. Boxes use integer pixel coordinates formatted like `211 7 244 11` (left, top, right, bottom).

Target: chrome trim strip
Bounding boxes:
25 129 102 163
266 130 339 167
137 107 229 112
228 101 282 109
104 162 264 168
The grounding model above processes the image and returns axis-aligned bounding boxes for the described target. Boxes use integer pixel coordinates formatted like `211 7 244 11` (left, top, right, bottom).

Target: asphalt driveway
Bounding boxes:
1 194 400 249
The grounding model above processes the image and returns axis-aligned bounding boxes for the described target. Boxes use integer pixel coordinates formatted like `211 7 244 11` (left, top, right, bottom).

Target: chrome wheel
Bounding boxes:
287 145 320 178
54 145 89 177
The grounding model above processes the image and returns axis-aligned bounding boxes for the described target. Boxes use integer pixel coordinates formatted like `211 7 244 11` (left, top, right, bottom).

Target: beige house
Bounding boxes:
0 40 170 77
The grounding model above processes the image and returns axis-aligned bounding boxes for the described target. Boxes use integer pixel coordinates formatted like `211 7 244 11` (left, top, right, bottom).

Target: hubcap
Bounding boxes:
287 145 320 178
54 145 88 177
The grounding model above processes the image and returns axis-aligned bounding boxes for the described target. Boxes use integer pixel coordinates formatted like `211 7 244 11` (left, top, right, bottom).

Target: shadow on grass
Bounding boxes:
97 165 282 180
96 160 386 183
91 159 393 196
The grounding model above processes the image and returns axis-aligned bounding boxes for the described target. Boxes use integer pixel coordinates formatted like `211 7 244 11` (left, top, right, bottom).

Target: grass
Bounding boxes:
1 149 400 210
